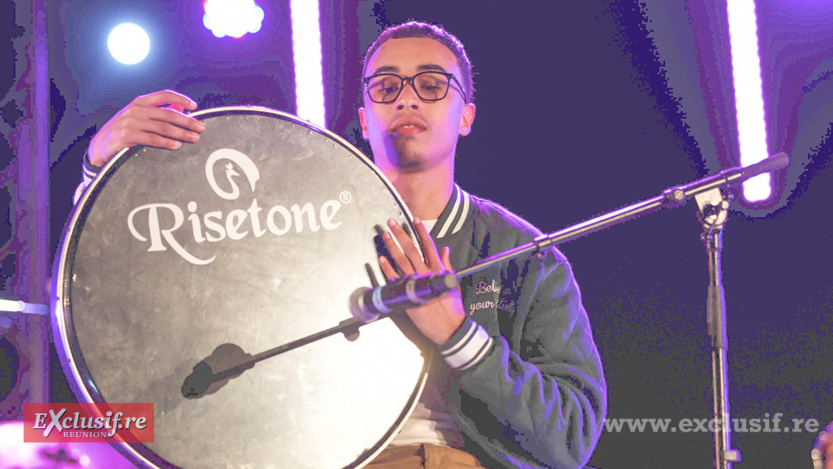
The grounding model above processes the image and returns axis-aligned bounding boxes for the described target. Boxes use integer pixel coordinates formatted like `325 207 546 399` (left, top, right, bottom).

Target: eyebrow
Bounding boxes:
369 64 449 76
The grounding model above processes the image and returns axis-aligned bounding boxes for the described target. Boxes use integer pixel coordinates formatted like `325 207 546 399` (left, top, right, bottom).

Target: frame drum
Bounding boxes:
52 107 428 468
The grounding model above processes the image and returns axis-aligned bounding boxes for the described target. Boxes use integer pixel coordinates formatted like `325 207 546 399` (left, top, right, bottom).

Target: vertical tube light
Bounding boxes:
289 0 326 128
726 0 771 201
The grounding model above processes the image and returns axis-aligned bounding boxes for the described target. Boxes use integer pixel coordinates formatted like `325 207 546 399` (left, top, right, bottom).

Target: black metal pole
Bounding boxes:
699 196 741 468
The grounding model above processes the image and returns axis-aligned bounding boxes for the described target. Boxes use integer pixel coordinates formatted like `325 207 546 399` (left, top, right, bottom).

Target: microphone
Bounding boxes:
662 153 790 206
739 152 789 180
349 271 459 322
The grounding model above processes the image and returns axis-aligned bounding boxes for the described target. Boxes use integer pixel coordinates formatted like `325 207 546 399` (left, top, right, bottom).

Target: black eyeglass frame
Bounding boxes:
362 71 468 104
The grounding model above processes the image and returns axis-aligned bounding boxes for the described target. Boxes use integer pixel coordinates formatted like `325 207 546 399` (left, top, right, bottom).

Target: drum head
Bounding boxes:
52 107 428 468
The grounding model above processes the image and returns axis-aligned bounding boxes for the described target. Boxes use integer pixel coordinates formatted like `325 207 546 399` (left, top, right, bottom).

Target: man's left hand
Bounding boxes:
378 218 466 345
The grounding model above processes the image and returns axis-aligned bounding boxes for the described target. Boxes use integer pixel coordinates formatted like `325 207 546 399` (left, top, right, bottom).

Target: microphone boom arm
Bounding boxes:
457 153 789 278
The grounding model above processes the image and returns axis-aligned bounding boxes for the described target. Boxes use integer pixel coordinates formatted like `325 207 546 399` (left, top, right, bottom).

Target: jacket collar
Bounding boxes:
430 184 471 239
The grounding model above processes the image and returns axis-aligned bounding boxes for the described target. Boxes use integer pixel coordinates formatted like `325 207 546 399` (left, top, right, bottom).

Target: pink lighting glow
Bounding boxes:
203 0 264 39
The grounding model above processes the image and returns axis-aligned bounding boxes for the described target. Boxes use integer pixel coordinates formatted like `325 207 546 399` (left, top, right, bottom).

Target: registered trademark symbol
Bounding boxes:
339 191 352 204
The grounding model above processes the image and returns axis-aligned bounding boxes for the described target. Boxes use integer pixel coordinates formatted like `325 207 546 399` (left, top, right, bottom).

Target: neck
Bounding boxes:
381 162 454 221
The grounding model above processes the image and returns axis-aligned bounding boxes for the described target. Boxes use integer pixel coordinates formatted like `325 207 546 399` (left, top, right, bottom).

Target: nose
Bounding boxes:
396 80 421 110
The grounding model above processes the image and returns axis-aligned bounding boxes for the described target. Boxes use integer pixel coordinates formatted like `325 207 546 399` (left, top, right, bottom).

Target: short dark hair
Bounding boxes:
362 21 475 103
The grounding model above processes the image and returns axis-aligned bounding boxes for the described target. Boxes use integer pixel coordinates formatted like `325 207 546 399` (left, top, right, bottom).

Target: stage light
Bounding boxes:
289 0 326 128
107 23 150 65
203 0 264 39
726 0 771 202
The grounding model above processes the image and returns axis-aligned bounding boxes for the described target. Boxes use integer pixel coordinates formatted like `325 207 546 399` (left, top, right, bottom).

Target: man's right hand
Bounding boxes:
87 90 206 167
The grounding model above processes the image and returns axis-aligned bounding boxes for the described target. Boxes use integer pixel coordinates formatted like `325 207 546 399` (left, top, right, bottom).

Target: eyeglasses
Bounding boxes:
363 71 467 104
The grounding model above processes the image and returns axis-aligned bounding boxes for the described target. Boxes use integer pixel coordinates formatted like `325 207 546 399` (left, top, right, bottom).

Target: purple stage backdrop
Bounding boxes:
1 1 832 468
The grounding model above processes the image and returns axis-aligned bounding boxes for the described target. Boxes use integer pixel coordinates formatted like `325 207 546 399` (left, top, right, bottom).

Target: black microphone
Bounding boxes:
662 153 790 205
349 271 459 322
739 152 789 180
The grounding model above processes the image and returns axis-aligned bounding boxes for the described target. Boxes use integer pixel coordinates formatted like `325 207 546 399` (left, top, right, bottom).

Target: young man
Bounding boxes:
78 21 605 469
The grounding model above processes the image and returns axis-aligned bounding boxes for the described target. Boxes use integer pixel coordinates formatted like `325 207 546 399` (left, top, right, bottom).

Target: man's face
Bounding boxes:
359 37 475 173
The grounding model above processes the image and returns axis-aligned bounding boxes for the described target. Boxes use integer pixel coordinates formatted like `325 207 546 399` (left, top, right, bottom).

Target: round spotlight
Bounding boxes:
107 23 150 65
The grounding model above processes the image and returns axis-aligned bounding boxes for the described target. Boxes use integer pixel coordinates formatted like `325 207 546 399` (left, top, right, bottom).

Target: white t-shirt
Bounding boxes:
388 218 463 448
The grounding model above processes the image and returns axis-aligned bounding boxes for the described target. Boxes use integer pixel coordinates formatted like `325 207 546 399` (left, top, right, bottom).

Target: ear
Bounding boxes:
458 103 476 137
358 107 369 140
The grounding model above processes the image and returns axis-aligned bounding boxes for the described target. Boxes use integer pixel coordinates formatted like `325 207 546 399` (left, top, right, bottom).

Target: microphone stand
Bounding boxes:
450 154 786 469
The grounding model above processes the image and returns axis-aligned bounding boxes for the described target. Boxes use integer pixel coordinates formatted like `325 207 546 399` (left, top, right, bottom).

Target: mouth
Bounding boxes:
390 119 427 137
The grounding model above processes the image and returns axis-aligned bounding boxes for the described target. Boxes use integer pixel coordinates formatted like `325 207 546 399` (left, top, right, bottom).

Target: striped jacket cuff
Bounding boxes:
73 153 101 205
82 152 101 180
440 316 494 371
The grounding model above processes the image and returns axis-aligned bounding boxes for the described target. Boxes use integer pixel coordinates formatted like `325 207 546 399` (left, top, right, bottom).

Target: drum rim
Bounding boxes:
51 106 428 469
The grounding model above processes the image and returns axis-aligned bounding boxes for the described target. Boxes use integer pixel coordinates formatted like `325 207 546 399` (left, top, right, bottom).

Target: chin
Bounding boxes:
391 144 426 171
392 156 426 173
